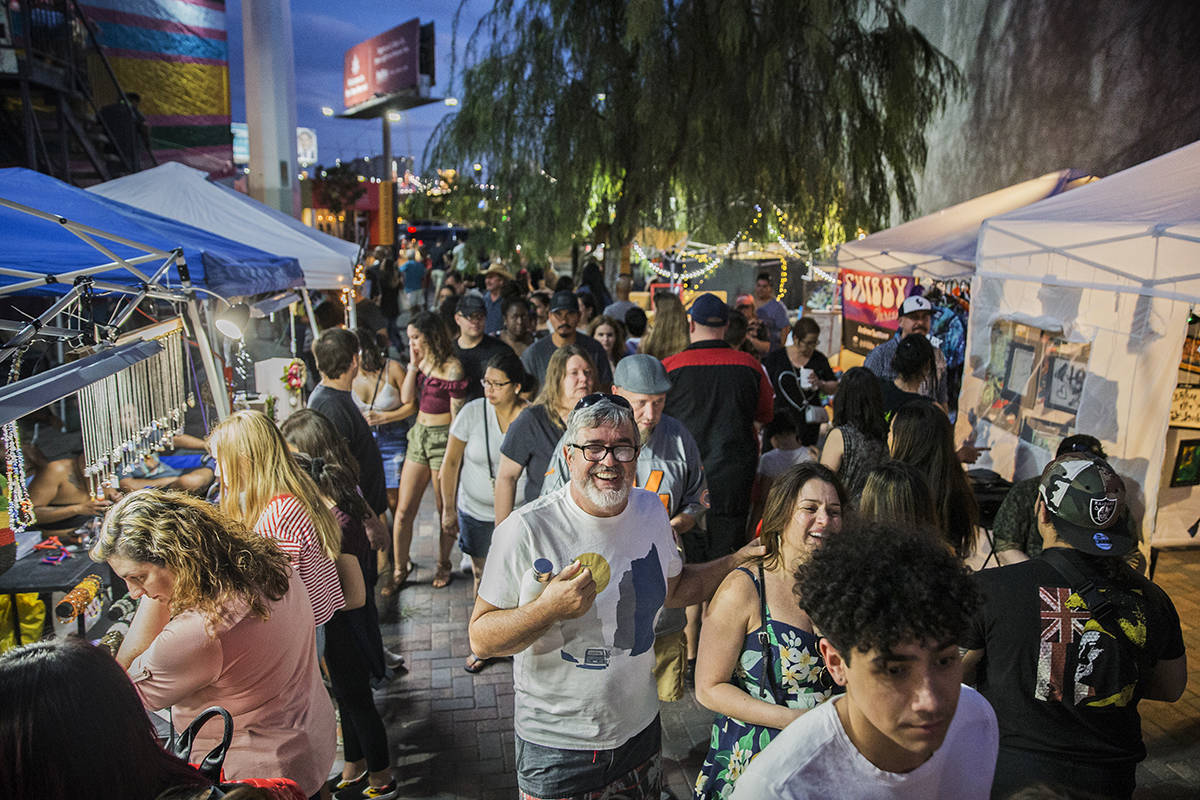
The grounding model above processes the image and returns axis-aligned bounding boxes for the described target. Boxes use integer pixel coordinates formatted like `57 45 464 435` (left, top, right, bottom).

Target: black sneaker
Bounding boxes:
337 779 399 800
328 771 366 796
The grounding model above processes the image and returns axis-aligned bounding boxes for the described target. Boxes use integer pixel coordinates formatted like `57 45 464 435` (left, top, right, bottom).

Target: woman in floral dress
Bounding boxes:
693 463 847 799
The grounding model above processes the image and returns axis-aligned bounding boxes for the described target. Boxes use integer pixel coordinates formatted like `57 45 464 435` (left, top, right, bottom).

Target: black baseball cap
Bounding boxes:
549 290 578 313
689 293 729 327
456 294 486 316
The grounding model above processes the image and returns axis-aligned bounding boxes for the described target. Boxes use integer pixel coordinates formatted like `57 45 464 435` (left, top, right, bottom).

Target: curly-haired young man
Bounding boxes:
732 521 998 799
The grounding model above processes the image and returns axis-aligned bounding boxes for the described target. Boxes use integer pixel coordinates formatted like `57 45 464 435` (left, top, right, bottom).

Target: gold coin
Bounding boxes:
575 552 611 594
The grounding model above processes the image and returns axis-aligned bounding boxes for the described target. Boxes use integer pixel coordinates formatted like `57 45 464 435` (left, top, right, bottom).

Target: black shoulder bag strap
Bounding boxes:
755 562 785 704
483 401 495 485
1039 548 1130 647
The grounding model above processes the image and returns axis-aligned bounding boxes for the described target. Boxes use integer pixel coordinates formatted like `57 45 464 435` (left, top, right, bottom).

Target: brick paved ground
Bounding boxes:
372 493 1200 799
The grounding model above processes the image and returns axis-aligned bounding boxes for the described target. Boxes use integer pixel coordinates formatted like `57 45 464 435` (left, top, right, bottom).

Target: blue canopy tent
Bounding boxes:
0 168 304 297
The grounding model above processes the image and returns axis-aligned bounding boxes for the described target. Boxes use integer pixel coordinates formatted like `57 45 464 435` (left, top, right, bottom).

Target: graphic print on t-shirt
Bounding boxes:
1036 584 1147 708
557 543 667 669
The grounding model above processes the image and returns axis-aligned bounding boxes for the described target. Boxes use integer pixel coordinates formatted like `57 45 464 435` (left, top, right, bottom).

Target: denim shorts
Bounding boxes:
515 716 661 799
456 510 495 558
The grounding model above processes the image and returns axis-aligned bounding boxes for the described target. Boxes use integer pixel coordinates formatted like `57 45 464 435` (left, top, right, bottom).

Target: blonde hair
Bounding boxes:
207 410 341 561
90 489 290 624
639 294 689 360
533 344 594 422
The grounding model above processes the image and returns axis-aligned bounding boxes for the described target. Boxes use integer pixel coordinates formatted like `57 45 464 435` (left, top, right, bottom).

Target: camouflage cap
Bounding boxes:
1038 453 1130 557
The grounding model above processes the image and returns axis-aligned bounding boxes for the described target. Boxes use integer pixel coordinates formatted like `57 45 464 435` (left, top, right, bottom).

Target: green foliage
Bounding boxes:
428 0 960 253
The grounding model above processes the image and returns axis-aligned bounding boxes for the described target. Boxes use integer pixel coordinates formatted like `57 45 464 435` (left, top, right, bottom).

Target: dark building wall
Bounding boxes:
903 0 1200 218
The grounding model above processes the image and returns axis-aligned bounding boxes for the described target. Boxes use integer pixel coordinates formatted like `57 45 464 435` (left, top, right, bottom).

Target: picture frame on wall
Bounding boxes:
1169 438 1200 487
1002 342 1036 401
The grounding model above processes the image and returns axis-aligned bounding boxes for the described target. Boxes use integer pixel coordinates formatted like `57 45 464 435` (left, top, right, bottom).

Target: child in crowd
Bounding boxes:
732 520 998 799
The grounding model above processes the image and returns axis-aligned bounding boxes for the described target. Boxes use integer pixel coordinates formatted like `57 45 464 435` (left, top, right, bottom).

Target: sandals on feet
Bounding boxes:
432 560 453 589
381 562 413 597
464 653 489 674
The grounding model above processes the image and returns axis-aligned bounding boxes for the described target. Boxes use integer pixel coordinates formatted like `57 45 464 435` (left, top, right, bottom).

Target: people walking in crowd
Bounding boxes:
963 453 1186 799
352 328 415 523
208 410 347 631
888 401 980 557
393 311 467 590
762 316 838 445
451 294 515 403
751 271 791 351
470 395 762 799
639 291 690 361
752 410 816 525
481 264 511 334
819 366 890 505
439 352 532 672
495 344 596 523
520 289 613 387
587 314 628 374
881 332 944 416
863 294 948 407
576 290 598 330
91 490 337 798
539 354 710 704
603 274 636 321
732 519 998 799
498 294 535 357
694 463 845 799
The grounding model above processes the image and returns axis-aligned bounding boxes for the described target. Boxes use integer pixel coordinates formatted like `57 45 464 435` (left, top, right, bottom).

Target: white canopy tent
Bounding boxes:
959 140 1200 548
88 161 360 291
837 170 1092 280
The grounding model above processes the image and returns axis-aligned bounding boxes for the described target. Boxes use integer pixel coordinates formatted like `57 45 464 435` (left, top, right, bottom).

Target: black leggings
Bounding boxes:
323 609 390 772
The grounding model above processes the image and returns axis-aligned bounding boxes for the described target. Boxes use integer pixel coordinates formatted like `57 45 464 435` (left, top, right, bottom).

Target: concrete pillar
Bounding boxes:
241 0 299 216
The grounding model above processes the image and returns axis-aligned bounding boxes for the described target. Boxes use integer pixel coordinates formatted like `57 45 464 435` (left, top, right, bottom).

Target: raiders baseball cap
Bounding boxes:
1038 453 1131 556
689 293 730 327
899 295 933 317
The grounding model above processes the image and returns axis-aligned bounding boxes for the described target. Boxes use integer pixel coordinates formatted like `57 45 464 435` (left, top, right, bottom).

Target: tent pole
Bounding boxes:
346 290 358 330
289 303 297 356
184 297 231 420
301 288 320 338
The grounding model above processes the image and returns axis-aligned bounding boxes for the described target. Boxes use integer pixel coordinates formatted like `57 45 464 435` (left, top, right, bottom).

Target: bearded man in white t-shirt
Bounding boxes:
470 395 762 800
732 520 999 800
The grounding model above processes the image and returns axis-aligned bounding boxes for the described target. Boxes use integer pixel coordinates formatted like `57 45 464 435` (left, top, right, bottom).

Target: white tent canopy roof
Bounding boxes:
978 141 1200 303
89 161 360 291
836 169 1091 280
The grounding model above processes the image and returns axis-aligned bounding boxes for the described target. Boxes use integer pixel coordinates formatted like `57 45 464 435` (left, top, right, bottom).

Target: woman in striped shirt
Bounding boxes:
208 410 346 629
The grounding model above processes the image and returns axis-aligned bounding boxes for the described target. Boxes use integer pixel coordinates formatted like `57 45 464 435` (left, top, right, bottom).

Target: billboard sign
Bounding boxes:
343 19 421 108
230 123 317 167
839 267 912 356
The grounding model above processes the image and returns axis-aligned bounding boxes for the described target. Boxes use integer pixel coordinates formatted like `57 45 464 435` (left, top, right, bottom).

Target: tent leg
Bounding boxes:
185 297 231 420
301 288 320 338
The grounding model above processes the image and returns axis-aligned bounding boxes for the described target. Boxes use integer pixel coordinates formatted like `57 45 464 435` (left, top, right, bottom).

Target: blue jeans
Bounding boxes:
515 716 661 799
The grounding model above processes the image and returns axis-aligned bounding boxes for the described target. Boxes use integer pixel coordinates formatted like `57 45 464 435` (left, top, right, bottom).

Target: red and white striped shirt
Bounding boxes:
254 494 344 626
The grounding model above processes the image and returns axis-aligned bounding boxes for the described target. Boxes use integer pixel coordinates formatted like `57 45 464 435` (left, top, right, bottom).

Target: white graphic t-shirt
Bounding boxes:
478 484 683 750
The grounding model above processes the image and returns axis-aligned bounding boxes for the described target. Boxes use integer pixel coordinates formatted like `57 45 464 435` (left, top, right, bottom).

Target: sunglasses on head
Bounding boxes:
573 392 632 411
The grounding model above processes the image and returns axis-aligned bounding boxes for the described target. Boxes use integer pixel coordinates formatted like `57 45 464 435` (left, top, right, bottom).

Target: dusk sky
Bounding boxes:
225 0 491 171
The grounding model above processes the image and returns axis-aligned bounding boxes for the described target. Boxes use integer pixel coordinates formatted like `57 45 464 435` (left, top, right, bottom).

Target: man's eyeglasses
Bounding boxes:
573 393 632 411
481 378 512 389
569 443 639 463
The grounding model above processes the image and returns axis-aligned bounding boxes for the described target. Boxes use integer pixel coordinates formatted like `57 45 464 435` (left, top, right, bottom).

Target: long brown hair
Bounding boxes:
279 409 372 522
639 293 690 360
207 410 341 561
532 344 595 423
90 489 290 623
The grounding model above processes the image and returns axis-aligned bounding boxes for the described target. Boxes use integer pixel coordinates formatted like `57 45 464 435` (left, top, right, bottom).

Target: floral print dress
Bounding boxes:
693 567 837 800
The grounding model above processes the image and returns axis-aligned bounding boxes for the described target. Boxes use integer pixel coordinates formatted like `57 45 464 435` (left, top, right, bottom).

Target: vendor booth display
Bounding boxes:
959 140 1200 548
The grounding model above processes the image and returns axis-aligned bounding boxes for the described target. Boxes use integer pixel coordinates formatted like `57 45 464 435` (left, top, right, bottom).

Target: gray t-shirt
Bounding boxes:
520 332 614 389
499 404 565 504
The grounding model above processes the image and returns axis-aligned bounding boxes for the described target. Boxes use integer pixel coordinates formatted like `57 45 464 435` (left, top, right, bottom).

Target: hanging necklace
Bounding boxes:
3 349 35 533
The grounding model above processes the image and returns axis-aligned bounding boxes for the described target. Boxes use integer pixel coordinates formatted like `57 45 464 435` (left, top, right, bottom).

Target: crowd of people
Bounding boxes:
0 253 1188 800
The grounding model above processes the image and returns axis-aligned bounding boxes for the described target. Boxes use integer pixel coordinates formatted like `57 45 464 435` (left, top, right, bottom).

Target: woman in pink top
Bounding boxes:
92 489 337 797
209 410 348 628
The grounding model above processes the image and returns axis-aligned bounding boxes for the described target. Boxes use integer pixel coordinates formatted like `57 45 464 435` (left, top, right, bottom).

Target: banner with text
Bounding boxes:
343 19 420 108
839 268 912 355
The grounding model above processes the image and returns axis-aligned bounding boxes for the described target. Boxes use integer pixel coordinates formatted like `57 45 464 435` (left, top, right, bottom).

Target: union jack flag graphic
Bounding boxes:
1035 586 1091 701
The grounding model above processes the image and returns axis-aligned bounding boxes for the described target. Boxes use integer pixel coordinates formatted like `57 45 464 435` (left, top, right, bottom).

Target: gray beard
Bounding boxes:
579 479 630 511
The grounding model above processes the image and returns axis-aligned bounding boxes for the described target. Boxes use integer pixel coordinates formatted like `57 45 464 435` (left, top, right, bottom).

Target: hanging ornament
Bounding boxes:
3 349 35 534
281 359 306 407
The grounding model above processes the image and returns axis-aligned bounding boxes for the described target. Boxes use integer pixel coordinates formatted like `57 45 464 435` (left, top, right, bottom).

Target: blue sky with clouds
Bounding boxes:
225 0 490 170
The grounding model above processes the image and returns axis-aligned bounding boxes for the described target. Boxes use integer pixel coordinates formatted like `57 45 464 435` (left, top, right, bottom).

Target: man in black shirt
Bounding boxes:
963 454 1187 799
453 294 514 403
520 290 613 388
308 328 389 517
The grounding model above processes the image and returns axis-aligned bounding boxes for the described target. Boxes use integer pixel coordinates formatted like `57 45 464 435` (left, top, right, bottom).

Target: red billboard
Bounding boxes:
343 19 421 108
839 267 913 356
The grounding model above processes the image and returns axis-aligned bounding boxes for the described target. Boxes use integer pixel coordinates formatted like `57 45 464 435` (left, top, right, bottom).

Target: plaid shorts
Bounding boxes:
515 717 662 800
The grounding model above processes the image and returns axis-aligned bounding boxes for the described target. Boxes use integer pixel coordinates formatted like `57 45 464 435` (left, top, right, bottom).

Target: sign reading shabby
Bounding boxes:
1170 387 1200 429
975 321 1091 454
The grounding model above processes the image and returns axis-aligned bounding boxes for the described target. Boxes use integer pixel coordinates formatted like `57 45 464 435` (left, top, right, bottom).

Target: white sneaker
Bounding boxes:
383 648 405 670
460 554 473 574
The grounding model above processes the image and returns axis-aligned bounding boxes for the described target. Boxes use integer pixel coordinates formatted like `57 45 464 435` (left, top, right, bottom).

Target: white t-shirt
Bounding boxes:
477 484 683 750
757 445 815 479
731 685 997 800
448 398 526 521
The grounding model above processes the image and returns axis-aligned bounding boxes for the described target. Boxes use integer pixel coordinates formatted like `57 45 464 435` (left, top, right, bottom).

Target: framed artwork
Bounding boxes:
1002 342 1036 401
1180 333 1200 376
1170 387 1200 429
1170 439 1200 487
1045 355 1087 414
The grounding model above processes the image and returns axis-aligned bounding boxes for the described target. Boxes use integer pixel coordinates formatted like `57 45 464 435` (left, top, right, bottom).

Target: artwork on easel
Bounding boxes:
1170 387 1200 429
1169 439 1200 487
